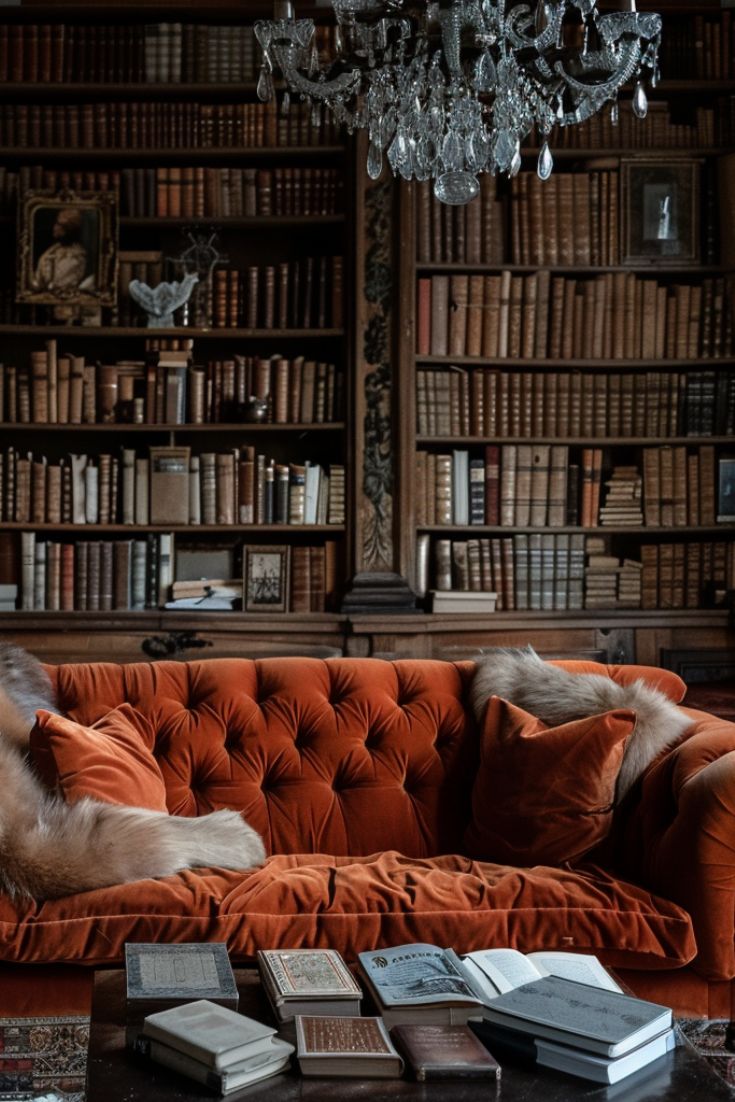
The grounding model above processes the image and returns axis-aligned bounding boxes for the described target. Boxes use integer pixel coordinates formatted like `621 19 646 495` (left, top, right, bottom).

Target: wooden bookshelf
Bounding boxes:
0 6 352 636
393 10 735 665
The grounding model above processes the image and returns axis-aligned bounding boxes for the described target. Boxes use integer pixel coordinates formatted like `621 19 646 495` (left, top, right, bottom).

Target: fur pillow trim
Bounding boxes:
470 646 693 800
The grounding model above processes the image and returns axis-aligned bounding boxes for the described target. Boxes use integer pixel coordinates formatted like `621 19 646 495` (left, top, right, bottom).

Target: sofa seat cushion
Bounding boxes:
0 852 695 969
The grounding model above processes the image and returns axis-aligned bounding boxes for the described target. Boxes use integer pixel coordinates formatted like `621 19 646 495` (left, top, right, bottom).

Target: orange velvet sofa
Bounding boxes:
2 655 734 1019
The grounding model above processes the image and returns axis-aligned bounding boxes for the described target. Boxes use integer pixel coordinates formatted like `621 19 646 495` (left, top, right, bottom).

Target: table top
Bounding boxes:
87 968 734 1102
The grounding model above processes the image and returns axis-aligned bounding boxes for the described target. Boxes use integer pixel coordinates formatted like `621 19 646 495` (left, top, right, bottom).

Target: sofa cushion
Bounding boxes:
29 704 168 812
0 853 695 970
463 698 635 865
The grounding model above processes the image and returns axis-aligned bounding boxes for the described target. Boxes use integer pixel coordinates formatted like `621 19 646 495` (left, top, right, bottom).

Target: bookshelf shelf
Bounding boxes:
417 436 735 447
417 525 735 535
416 356 735 369
416 263 735 276
121 216 346 227
0 326 345 339
4 524 346 534
0 147 347 162
0 423 346 433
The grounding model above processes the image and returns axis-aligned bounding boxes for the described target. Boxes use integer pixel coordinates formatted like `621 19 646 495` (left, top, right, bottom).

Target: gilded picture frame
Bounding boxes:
17 189 118 307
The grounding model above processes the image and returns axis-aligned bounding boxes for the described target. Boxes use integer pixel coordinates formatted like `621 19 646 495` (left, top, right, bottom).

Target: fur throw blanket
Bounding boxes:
470 647 692 800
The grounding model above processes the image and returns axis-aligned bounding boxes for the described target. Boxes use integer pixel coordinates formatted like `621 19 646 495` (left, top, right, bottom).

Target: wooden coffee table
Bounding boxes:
87 968 733 1101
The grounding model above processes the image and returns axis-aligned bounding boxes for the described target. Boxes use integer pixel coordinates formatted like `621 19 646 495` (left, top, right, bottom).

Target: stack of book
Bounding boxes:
599 466 643 527
471 973 674 1086
358 942 675 1086
134 999 294 1094
124 941 239 1045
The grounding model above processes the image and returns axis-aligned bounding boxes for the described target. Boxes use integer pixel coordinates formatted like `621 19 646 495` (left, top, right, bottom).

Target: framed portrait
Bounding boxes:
17 189 118 307
243 545 291 613
621 159 701 265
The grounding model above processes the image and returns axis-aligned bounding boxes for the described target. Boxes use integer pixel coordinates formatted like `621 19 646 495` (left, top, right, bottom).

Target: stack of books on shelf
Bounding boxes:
598 466 643 527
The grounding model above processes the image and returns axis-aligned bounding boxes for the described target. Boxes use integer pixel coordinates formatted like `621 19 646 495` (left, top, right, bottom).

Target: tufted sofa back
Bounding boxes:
46 657 480 859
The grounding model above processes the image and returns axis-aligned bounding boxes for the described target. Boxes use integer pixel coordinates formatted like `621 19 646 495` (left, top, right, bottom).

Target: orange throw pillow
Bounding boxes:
30 704 168 812
463 696 635 866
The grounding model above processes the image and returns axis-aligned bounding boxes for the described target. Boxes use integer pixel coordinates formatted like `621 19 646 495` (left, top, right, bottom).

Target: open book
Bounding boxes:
460 948 624 1002
357 944 622 1028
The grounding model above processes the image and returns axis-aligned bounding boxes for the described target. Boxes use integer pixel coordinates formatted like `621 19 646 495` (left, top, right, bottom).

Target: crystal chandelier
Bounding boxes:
255 0 661 204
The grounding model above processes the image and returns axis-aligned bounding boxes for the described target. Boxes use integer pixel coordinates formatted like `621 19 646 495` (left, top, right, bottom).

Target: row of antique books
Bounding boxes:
16 532 340 613
0 349 343 427
529 99 733 150
426 533 732 612
211 258 344 331
416 168 623 267
19 530 171 611
415 176 505 266
115 254 344 331
417 273 735 361
0 101 341 150
663 11 735 80
0 22 259 84
416 368 734 439
1 448 346 529
0 164 344 218
415 445 719 530
146 167 343 219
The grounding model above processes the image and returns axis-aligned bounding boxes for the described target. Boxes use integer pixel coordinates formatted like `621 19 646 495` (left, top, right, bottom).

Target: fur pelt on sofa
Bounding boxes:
470 647 693 799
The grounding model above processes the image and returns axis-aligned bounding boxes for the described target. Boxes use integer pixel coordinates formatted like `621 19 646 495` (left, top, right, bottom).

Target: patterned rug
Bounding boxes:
0 1017 89 1102
679 1019 735 1090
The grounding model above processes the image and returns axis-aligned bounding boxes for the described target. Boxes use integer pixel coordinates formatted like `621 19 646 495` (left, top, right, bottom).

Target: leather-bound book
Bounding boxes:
430 275 450 357
290 545 311 612
466 275 484 358
309 544 326 611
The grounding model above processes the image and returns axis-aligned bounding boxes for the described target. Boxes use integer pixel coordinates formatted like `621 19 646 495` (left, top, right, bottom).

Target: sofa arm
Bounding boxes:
618 709 735 981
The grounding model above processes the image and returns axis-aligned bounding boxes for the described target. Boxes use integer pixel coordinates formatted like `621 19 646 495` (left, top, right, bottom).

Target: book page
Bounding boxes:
462 949 544 996
358 945 482 1008
527 951 623 993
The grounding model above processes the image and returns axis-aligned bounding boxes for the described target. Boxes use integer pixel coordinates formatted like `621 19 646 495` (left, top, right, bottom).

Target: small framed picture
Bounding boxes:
621 159 701 265
243 545 291 613
17 188 118 306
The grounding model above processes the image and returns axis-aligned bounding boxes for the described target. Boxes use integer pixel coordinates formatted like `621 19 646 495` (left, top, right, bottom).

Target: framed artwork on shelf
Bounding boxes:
17 189 118 307
621 159 701 265
243 545 291 613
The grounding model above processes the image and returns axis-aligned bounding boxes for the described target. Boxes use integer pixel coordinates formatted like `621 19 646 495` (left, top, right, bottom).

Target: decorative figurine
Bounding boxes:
128 273 199 328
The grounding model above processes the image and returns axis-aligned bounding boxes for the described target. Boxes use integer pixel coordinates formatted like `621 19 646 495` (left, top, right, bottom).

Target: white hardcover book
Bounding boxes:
70 454 88 525
303 463 321 525
143 1000 279 1072
84 464 99 525
135 1033 293 1093
534 1027 676 1085
157 534 173 607
452 450 469 527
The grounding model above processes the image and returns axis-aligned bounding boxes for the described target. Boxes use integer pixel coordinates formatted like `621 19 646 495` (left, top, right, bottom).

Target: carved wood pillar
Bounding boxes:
342 137 417 612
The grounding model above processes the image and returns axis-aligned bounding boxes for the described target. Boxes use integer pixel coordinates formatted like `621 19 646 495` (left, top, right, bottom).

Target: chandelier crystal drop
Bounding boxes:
255 1 662 205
